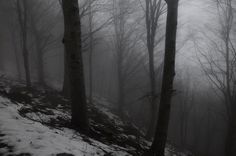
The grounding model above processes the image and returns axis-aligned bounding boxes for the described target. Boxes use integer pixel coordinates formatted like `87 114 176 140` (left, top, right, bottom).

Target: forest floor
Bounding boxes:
0 77 190 156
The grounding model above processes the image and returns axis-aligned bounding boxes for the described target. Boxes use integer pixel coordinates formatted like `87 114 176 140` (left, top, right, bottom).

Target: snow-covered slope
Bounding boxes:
0 78 192 156
0 96 130 156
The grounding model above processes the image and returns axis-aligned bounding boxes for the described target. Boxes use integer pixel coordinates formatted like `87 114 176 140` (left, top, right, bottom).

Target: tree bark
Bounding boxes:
62 0 88 130
31 22 45 86
144 0 163 139
112 0 126 117
62 52 70 98
36 47 45 86
146 1 179 155
117 63 125 117
146 45 157 139
88 0 94 104
14 47 22 80
225 101 236 156
11 29 22 80
17 0 31 88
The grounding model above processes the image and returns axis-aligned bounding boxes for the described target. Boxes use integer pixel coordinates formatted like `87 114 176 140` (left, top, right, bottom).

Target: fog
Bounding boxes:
0 0 235 156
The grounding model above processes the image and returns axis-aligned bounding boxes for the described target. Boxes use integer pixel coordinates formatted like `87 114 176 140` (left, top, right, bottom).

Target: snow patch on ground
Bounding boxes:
0 96 130 156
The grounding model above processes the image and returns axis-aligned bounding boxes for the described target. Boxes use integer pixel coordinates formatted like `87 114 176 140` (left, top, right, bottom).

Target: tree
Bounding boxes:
194 0 236 154
144 0 166 139
145 0 179 155
88 0 94 104
176 70 194 148
110 0 146 117
62 0 88 130
28 0 59 86
61 0 112 98
8 18 22 80
16 0 31 88
112 0 129 116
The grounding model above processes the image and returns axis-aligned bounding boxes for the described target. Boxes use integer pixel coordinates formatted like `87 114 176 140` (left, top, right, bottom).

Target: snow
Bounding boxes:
0 96 130 156
0 78 192 156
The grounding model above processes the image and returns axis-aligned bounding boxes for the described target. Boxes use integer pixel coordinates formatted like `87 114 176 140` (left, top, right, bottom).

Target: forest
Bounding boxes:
0 0 235 156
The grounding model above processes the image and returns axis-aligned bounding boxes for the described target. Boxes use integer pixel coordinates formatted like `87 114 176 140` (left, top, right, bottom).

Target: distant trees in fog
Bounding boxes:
194 0 236 155
144 0 166 139
16 0 31 88
3 0 232 155
10 0 61 87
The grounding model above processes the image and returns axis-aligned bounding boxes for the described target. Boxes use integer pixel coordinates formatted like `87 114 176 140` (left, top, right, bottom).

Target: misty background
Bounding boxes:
0 0 235 156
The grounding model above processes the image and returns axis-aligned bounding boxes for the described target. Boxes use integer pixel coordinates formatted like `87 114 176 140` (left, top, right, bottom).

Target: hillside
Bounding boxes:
0 77 191 156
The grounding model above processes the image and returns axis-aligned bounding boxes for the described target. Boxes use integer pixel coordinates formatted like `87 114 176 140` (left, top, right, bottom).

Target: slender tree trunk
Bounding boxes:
117 63 125 117
146 1 179 155
14 48 22 80
62 0 88 130
145 0 163 139
112 0 126 116
146 45 157 139
34 34 45 86
224 5 236 153
12 32 22 80
88 39 93 104
180 114 185 147
62 54 70 98
17 0 31 88
33 29 45 86
225 100 236 156
88 0 94 104
23 45 31 88
36 47 45 86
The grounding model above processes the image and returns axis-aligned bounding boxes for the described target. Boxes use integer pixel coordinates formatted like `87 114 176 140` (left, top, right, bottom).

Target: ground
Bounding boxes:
0 76 191 156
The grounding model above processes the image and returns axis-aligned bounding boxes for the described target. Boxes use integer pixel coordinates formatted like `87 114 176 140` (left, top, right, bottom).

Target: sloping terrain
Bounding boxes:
0 77 191 156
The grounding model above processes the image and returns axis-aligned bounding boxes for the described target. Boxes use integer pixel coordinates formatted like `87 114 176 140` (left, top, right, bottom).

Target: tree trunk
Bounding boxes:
88 41 93 104
225 102 236 156
62 0 88 130
14 48 22 80
23 45 31 88
146 45 157 139
32 25 45 86
146 1 179 155
118 70 125 117
62 53 70 98
33 33 45 86
36 47 45 86
146 103 157 139
17 0 31 88
12 31 22 80
88 0 94 104
117 51 125 117
145 0 163 139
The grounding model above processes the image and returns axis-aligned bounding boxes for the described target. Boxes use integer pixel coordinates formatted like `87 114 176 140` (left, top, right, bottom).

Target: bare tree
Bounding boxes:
112 0 129 116
145 0 179 155
27 0 60 86
62 0 112 98
62 0 88 130
8 19 22 80
110 0 146 117
175 70 195 148
16 0 31 88
88 0 94 104
143 0 166 139
193 0 236 154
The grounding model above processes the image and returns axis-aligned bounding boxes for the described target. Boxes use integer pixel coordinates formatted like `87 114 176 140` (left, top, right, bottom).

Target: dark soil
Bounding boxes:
0 78 148 156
